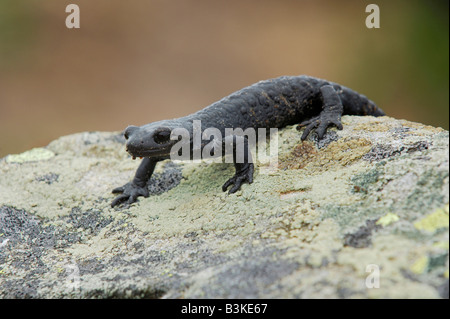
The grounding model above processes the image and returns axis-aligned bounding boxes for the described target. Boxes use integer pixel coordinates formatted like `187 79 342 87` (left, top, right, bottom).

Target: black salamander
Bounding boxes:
111 75 384 207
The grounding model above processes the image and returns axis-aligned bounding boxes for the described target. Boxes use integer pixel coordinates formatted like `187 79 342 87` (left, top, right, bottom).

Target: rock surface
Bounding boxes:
0 116 448 298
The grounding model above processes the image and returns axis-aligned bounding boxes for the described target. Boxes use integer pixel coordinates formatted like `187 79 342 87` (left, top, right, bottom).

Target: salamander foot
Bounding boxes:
111 182 149 207
222 163 254 194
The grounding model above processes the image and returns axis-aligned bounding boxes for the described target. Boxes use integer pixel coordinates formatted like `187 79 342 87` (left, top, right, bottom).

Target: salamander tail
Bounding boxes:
370 101 385 117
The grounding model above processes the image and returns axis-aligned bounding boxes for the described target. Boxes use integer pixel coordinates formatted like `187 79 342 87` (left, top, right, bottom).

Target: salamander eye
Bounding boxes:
153 130 171 144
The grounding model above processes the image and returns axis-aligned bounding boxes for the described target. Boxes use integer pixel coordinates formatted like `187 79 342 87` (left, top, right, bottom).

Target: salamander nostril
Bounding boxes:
124 125 139 141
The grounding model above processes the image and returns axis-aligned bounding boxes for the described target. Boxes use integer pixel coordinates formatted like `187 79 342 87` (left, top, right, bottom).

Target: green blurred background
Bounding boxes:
0 0 448 157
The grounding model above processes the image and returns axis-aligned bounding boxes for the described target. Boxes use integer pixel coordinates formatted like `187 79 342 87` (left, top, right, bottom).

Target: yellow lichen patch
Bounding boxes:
410 256 429 275
353 121 392 132
376 213 400 227
414 206 449 232
5 148 55 163
398 120 446 133
433 241 449 250
279 137 372 172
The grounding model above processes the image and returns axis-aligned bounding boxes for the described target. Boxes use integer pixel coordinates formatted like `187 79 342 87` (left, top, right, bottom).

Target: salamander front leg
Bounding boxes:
297 85 344 141
221 135 254 194
111 157 158 207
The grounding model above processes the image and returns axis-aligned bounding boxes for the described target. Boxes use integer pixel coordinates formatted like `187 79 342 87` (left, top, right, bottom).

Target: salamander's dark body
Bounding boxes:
111 75 384 207
188 75 382 132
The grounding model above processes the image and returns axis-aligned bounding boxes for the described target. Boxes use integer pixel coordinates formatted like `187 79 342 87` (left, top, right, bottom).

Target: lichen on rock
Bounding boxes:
0 116 448 298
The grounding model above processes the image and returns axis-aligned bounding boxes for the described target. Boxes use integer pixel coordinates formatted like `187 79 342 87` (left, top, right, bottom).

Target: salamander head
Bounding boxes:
123 121 181 158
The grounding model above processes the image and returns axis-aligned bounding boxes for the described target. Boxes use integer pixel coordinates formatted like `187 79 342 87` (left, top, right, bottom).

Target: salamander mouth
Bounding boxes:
126 148 171 159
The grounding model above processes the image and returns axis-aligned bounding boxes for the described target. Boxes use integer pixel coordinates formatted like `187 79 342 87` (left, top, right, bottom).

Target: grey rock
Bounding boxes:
0 116 448 298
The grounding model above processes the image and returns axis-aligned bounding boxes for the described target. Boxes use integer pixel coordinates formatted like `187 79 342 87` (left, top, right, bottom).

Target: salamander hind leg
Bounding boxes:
297 85 344 141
